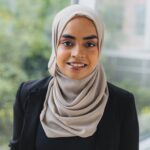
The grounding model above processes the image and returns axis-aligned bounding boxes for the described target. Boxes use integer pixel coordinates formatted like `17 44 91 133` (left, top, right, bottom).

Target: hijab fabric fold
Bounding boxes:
40 4 109 138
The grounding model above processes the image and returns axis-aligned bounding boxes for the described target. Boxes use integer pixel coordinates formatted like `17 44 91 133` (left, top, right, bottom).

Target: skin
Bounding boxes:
56 16 100 80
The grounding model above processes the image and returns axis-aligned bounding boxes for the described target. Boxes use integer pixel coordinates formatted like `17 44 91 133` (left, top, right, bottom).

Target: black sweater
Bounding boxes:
36 122 96 150
9 76 139 150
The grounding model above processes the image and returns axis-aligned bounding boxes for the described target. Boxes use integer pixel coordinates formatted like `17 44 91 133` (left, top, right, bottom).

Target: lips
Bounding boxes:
66 62 88 68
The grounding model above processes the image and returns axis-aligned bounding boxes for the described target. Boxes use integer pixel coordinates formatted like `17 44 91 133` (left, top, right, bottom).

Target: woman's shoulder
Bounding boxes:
105 82 137 125
23 76 52 89
21 76 52 93
107 82 134 100
107 82 135 111
16 76 52 104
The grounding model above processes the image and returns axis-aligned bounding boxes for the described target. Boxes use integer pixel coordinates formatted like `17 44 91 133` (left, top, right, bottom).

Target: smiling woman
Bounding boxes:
57 17 99 80
9 4 139 150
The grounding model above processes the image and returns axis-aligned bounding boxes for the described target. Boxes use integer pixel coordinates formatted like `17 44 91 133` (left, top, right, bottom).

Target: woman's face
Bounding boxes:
56 17 99 80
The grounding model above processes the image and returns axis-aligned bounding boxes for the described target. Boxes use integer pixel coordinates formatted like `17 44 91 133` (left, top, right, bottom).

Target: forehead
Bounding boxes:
62 16 97 36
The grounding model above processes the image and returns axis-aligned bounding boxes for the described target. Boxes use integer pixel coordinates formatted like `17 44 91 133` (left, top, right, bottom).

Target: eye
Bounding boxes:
62 41 74 47
84 42 96 48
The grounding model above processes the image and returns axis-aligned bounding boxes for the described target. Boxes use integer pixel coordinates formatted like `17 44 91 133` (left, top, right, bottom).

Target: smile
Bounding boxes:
66 62 88 68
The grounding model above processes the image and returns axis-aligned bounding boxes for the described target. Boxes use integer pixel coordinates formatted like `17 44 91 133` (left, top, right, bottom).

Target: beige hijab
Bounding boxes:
40 4 109 138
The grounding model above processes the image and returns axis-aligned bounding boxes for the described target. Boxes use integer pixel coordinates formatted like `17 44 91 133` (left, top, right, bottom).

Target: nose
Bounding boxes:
71 45 85 58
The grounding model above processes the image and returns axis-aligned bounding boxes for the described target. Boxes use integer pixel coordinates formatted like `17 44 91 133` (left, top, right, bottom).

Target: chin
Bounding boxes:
67 74 87 80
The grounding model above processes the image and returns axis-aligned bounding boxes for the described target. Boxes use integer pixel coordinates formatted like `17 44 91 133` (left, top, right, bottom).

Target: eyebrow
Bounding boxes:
83 35 98 40
61 34 98 40
62 34 75 39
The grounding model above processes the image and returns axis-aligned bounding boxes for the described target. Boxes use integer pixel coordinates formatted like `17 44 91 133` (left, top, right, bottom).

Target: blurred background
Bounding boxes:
0 0 150 149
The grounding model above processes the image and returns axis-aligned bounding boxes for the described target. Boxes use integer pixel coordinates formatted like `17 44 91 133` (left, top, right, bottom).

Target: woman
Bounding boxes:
9 4 139 150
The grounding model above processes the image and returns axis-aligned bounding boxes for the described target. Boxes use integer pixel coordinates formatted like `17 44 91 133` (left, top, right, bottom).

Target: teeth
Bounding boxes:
68 63 86 67
71 64 85 67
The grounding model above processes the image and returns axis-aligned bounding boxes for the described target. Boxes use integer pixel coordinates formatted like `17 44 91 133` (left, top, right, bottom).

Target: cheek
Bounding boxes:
56 48 70 64
89 51 99 66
